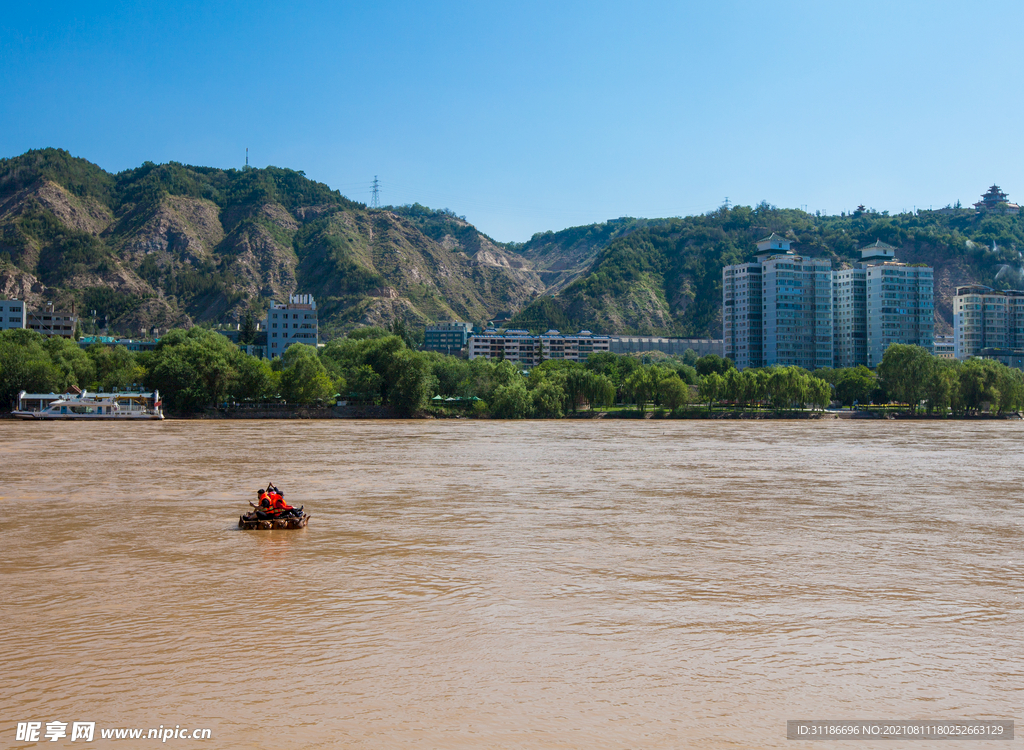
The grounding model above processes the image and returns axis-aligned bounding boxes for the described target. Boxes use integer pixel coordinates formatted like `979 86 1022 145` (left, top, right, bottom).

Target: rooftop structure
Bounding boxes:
973 185 1020 215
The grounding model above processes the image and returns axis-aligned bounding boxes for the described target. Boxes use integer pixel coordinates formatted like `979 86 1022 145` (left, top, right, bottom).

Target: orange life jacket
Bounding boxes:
269 493 292 511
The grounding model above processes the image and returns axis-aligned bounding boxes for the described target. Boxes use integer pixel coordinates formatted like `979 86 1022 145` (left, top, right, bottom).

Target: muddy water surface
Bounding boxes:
1 420 1021 748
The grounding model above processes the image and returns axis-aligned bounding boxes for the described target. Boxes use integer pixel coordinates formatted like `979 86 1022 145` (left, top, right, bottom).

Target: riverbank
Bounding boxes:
167 406 1023 420
6 405 1020 421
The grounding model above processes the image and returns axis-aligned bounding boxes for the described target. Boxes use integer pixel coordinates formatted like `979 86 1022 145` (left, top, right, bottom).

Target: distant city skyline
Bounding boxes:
3 1 1023 242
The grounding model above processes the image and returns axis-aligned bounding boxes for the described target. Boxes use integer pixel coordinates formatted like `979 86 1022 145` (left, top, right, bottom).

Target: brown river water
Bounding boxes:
1 420 1021 749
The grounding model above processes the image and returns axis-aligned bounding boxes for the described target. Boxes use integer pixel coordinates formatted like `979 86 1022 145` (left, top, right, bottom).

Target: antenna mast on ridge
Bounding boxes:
371 176 380 209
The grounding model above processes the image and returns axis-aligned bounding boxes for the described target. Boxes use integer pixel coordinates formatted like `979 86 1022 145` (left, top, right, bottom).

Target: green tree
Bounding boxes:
389 319 421 350
833 366 876 407
877 344 935 413
695 354 734 376
280 344 335 404
624 366 657 412
698 371 724 412
388 350 436 416
0 329 62 406
232 355 278 402
490 381 533 418
993 363 1024 414
431 355 472 397
658 375 690 411
807 377 832 411
88 343 144 391
582 370 616 410
45 336 96 390
723 368 745 407
347 364 383 401
147 328 241 412
531 379 565 418
923 360 959 415
239 312 258 345
765 366 808 410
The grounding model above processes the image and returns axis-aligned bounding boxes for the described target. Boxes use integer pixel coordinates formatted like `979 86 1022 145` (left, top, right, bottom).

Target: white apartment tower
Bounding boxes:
722 260 763 368
726 236 934 370
265 294 318 358
833 240 934 368
953 285 1024 359
864 259 934 367
832 241 897 368
761 243 833 370
724 234 832 370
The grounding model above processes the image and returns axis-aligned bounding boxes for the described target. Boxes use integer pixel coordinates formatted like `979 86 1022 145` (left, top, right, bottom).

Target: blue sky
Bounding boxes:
2 1 1023 242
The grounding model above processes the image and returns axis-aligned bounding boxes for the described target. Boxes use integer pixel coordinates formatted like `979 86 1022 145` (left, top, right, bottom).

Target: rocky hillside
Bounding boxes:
0 149 1016 340
0 149 549 337
510 203 1024 337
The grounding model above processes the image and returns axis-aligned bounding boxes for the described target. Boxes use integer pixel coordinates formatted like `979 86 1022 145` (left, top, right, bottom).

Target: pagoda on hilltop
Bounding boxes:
973 185 1020 215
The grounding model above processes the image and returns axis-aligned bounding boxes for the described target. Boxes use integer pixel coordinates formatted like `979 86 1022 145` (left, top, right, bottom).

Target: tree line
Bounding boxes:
2 328 1021 417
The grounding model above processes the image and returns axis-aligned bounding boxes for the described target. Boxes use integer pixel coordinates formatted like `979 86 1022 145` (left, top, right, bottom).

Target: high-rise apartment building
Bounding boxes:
953 285 1024 359
722 258 764 368
762 248 834 370
724 234 832 370
725 237 934 370
832 241 898 367
865 261 934 367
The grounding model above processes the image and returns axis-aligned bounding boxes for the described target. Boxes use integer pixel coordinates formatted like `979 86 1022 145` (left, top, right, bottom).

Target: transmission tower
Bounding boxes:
370 176 380 209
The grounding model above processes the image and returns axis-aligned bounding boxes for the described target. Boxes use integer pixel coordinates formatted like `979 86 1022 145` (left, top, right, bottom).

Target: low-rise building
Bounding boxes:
468 329 610 366
980 347 1024 370
933 335 955 359
609 337 722 358
27 302 76 338
424 321 474 353
265 294 318 358
78 336 158 352
0 299 26 331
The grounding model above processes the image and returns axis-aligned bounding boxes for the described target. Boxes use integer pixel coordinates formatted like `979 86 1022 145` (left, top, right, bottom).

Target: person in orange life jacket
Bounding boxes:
266 483 288 508
266 483 303 517
254 489 276 520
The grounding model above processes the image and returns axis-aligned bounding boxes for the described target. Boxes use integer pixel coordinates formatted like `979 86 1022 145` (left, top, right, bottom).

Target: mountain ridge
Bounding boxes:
1 148 1019 341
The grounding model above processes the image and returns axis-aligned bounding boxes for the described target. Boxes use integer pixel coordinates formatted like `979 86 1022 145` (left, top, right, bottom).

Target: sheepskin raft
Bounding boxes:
239 511 311 530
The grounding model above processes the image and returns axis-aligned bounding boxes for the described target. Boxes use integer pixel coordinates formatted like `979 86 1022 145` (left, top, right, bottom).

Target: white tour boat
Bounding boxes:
12 389 164 420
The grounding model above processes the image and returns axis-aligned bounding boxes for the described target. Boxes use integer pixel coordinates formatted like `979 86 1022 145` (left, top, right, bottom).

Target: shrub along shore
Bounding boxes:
1 327 1021 419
